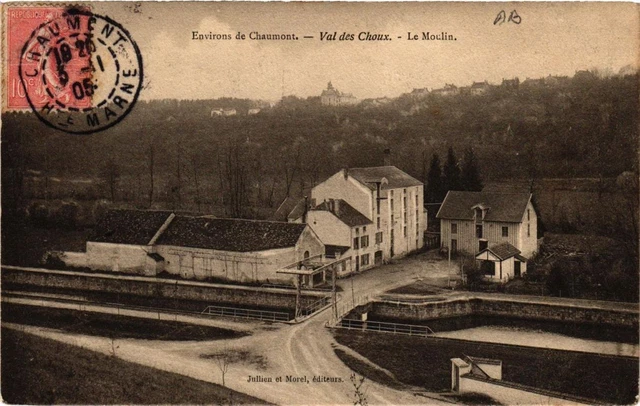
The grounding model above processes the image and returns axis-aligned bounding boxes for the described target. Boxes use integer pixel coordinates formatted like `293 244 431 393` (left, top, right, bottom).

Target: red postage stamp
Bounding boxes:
6 6 66 109
5 5 143 134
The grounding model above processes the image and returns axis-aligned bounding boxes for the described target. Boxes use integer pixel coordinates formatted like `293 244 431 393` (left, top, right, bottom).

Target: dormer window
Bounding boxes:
472 204 490 222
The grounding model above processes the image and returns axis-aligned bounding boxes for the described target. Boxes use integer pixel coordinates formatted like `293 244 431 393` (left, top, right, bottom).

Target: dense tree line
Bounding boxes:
2 71 638 219
425 147 483 203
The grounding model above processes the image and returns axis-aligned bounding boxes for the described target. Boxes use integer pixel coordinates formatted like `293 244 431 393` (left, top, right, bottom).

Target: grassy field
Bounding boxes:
1 327 269 404
2 304 246 341
332 329 638 404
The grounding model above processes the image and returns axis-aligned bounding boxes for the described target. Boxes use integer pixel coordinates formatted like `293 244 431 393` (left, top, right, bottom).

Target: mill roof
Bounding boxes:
287 198 308 222
90 209 174 245
156 217 307 252
348 166 423 190
272 196 301 221
436 191 531 223
312 199 372 227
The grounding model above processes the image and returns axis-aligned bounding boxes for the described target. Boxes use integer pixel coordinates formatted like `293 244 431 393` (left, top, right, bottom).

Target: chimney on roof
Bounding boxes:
303 196 308 223
343 168 349 179
384 148 391 166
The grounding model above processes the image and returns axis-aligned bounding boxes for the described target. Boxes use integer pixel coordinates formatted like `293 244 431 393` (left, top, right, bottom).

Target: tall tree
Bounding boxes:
443 147 462 192
99 159 121 202
425 153 444 203
461 147 483 191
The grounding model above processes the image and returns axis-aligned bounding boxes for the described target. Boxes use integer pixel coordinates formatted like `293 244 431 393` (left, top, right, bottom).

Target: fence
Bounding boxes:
424 232 441 249
298 295 330 317
337 318 435 337
201 305 290 322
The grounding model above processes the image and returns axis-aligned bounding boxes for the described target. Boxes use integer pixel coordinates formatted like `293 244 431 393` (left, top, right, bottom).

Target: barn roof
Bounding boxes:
156 217 308 252
436 191 531 223
90 210 173 245
348 166 423 190
312 199 372 227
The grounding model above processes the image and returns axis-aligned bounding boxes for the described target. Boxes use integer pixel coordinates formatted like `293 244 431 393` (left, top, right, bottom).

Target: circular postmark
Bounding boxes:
19 9 143 134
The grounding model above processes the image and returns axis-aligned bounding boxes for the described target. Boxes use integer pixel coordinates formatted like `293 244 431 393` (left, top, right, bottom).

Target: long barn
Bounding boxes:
62 210 324 285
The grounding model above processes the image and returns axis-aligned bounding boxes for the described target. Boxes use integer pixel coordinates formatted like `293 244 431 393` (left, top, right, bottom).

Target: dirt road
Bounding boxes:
8 253 454 405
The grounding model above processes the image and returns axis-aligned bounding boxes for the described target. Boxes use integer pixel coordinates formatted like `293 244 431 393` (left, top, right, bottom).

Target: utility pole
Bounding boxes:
295 273 302 320
332 267 338 321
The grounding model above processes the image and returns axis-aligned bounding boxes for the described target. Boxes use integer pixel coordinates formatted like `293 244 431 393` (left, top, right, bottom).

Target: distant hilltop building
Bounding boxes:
431 84 459 96
321 82 358 106
210 108 237 117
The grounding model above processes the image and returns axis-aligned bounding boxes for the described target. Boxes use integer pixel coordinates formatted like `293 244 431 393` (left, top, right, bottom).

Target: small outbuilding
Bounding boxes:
475 242 527 282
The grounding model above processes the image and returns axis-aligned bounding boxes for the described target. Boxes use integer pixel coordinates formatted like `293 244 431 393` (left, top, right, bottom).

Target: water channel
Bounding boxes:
368 314 639 357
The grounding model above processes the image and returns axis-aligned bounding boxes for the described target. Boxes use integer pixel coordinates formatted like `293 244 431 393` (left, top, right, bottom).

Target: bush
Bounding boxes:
28 203 50 228
50 201 81 229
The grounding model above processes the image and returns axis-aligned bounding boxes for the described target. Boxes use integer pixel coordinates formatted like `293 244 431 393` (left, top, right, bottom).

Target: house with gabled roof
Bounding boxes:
306 199 375 275
309 165 425 263
436 191 538 282
63 209 324 285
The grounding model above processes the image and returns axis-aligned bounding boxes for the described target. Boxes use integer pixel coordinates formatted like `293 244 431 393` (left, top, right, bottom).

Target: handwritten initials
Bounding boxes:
494 10 521 25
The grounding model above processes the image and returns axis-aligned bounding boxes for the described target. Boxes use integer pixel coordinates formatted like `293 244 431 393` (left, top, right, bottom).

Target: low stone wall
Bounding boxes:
460 374 594 406
367 297 638 328
1 266 325 310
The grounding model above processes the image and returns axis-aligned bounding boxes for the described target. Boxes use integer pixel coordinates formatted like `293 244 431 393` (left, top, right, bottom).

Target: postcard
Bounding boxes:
1 2 639 405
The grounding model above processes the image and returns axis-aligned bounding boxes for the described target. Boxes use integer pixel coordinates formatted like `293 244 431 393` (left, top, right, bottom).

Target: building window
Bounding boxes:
377 217 380 228
375 231 383 244
391 214 394 224
404 226 407 237
361 235 369 248
353 237 359 249
391 199 394 211
403 196 407 210
475 208 483 219
502 226 508 237
528 223 531 237
476 225 483 238
416 223 419 236
481 260 495 276
361 254 370 266
355 227 360 234
528 209 530 221
363 226 367 232
404 212 407 223
377 201 380 215
416 194 419 205
451 223 458 234
403 188 407 195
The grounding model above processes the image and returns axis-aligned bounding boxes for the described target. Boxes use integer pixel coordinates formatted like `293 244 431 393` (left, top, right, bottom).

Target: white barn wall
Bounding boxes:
157 245 295 283
84 242 149 273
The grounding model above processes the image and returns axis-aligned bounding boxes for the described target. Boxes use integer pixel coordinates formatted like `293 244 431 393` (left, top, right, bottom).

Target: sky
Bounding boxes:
77 2 639 101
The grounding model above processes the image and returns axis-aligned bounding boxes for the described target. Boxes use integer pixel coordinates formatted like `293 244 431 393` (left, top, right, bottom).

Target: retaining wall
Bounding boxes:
367 298 638 328
1 266 324 310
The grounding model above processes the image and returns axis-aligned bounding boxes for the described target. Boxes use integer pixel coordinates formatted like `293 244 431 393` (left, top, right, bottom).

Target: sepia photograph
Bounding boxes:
1 1 638 404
